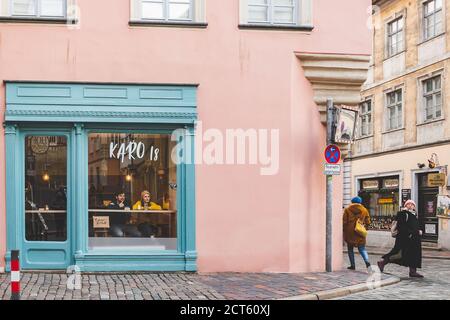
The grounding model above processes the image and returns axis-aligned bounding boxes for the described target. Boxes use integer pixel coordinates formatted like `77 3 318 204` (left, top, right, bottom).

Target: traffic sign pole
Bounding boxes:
326 98 334 273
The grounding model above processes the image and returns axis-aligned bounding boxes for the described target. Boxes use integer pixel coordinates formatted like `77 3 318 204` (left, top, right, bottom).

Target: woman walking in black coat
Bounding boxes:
377 200 424 278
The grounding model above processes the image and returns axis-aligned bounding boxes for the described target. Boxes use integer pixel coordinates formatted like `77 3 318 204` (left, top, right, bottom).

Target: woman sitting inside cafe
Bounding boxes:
133 190 162 237
132 190 162 210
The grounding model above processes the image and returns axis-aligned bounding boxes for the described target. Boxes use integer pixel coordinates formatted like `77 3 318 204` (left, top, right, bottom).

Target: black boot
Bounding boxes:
409 267 424 278
347 265 355 270
377 259 387 273
365 261 371 268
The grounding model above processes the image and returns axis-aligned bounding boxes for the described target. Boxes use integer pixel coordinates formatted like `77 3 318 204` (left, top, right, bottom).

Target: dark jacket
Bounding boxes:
108 202 131 225
343 203 371 246
383 210 422 268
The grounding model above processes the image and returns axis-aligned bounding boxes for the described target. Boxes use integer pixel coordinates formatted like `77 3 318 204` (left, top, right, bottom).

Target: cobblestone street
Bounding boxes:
0 264 387 300
1 253 449 300
338 254 450 300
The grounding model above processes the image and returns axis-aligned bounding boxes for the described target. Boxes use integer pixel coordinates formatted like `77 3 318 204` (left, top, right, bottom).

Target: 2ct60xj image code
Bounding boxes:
179 304 271 318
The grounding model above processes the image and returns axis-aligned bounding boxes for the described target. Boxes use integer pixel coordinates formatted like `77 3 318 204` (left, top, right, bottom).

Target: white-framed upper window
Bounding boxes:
386 89 403 131
423 0 443 40
422 75 442 121
359 99 373 137
387 16 404 57
141 0 193 21
248 0 298 25
10 0 66 17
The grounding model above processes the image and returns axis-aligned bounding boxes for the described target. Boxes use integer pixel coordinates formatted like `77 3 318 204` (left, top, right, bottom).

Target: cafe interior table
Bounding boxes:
88 209 177 238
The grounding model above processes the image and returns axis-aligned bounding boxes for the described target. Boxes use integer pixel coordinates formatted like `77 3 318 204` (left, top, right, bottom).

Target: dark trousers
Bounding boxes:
110 224 142 237
138 223 158 237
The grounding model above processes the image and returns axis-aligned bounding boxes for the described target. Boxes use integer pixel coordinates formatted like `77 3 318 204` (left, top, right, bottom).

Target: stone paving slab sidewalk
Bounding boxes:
0 269 398 300
360 246 450 260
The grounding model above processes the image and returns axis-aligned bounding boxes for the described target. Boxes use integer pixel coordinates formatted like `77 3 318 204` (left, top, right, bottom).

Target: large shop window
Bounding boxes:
359 176 400 231
25 136 68 242
88 133 177 251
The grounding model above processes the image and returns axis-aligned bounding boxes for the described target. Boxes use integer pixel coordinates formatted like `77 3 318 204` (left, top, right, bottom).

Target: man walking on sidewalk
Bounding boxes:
343 197 371 270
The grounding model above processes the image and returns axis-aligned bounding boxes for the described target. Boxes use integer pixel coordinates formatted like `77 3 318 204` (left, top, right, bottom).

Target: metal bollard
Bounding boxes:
10 250 20 300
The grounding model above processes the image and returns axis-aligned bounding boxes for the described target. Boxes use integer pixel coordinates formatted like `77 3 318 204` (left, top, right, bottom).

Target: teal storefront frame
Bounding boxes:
4 82 197 271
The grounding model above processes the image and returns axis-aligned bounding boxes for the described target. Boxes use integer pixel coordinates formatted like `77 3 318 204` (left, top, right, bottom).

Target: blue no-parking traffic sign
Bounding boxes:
324 145 341 164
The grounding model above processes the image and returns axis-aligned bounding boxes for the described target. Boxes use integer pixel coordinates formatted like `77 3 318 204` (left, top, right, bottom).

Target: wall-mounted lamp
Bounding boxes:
428 153 439 169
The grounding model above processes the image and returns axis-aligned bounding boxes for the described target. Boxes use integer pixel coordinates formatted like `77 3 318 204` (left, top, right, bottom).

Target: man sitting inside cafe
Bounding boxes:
108 192 141 237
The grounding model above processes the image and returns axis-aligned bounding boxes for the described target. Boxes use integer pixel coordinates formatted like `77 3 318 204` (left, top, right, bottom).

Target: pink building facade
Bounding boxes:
0 0 371 273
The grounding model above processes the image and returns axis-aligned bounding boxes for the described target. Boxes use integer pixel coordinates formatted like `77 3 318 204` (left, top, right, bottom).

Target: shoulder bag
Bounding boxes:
355 219 368 237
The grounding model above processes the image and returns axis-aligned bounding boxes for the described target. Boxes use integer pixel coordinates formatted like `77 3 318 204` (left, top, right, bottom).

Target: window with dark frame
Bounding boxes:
386 89 403 130
423 0 443 40
359 100 372 137
25 135 68 242
359 176 400 231
387 16 404 57
423 75 442 121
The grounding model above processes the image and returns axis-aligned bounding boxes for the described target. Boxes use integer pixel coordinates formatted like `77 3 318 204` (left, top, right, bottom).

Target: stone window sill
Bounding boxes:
355 134 374 141
0 16 77 24
383 50 406 62
418 32 446 46
417 117 445 127
238 24 313 31
382 127 405 135
129 20 208 28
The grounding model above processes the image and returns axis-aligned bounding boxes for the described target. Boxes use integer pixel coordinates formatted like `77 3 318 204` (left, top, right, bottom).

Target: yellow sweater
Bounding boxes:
132 201 162 210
